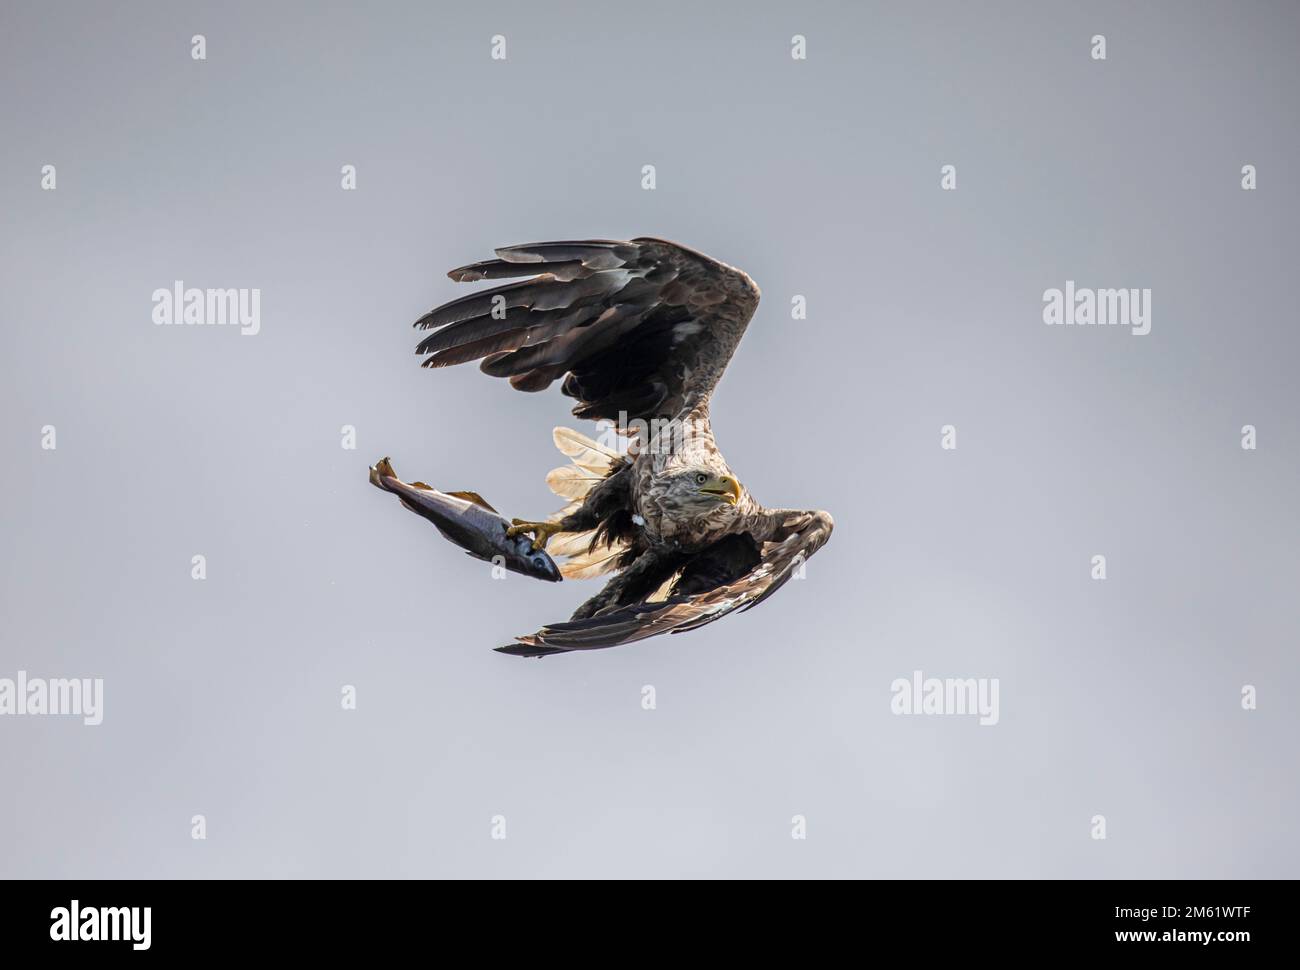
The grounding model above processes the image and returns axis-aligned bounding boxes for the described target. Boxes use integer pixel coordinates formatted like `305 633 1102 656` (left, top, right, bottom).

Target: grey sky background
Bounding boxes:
1 0 1296 878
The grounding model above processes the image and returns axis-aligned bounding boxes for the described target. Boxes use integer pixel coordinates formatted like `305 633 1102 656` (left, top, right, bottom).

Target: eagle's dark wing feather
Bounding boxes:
415 238 761 424
497 510 834 656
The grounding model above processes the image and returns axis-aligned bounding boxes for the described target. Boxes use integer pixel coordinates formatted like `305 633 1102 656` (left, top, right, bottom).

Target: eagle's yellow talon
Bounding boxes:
506 519 562 550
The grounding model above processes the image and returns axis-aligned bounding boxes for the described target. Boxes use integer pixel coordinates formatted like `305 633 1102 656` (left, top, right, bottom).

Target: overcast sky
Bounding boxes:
1 0 1296 877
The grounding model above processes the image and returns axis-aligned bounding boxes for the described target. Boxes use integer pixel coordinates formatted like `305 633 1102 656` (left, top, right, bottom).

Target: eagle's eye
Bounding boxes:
695 473 708 485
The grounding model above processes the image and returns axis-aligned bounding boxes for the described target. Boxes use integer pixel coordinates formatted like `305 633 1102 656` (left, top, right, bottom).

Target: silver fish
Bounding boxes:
368 457 562 582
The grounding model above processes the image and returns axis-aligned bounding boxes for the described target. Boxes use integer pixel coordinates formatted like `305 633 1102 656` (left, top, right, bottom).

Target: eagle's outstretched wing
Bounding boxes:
415 238 760 424
497 510 834 656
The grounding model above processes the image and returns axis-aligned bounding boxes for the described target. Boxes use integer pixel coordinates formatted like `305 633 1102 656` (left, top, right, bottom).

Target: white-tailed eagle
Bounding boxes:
382 238 833 656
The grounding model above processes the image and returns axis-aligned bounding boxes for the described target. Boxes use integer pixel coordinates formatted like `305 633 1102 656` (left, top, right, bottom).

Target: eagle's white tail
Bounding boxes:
545 427 632 580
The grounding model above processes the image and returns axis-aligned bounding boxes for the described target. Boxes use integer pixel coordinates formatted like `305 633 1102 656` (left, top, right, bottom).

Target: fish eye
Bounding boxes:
695 473 707 484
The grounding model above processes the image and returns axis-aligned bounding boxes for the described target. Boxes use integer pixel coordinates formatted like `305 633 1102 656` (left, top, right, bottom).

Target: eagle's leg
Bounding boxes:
506 463 632 552
570 546 685 621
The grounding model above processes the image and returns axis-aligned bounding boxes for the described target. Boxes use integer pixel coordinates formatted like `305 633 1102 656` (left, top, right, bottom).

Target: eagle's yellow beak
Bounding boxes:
699 474 742 505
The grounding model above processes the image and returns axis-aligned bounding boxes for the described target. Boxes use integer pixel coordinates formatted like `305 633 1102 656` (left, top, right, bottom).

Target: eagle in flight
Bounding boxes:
384 237 833 656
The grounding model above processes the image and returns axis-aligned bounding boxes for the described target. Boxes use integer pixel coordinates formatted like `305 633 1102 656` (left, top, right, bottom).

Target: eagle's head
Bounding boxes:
644 404 747 534
655 451 745 520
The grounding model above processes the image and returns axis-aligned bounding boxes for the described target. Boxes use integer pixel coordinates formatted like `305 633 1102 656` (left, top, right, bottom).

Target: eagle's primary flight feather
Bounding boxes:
397 237 833 655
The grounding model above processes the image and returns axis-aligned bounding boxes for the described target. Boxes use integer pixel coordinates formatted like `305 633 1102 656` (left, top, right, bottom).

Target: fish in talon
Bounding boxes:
368 457 563 582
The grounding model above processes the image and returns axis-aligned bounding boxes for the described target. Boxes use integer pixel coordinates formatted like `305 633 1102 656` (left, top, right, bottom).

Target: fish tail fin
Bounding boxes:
369 456 397 489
